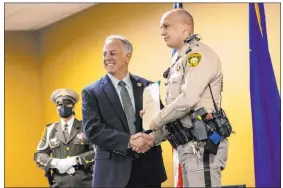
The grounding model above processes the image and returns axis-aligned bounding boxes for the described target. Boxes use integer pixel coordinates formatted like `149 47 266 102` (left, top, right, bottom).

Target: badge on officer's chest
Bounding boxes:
76 133 85 140
187 53 202 67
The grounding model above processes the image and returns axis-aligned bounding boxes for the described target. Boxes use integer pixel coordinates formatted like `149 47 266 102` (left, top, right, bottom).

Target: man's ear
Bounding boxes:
125 53 132 64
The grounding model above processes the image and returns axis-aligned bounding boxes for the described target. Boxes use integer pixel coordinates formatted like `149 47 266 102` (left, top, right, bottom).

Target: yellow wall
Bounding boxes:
5 3 280 187
4 31 45 186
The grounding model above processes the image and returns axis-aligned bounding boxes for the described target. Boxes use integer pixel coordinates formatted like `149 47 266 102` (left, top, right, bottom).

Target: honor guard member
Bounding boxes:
34 88 95 187
149 9 232 187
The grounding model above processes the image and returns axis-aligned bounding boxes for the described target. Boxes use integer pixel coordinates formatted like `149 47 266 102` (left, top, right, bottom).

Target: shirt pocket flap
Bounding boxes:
49 138 60 148
170 74 183 83
73 139 87 145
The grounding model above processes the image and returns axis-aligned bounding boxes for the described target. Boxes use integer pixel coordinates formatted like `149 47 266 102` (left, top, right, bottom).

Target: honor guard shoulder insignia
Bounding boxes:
187 53 202 67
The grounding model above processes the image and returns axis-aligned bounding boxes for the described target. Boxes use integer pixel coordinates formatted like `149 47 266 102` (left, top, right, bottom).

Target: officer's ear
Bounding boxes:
181 22 189 31
183 21 194 34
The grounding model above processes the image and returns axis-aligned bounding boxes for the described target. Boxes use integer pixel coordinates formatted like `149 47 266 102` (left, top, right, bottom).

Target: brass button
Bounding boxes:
66 147 70 151
67 156 70 158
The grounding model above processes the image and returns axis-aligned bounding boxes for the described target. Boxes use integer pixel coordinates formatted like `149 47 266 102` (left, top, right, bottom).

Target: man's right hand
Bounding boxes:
129 132 154 153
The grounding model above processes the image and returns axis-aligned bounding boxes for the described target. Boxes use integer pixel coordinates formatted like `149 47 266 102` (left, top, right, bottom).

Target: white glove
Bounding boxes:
66 167 76 175
50 158 62 169
57 157 77 174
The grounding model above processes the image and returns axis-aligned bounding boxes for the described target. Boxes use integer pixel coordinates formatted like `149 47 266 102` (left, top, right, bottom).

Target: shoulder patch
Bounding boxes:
187 52 202 67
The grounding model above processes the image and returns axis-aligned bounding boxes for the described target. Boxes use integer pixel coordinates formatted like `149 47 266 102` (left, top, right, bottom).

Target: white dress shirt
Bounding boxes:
61 116 75 134
107 73 136 112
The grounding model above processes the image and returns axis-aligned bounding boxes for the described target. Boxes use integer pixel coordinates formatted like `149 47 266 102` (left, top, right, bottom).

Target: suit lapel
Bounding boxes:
67 119 80 144
102 75 130 133
130 74 144 132
56 121 67 145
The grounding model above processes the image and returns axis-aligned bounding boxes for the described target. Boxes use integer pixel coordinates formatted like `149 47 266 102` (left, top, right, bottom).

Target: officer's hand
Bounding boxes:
66 167 76 175
140 133 154 153
139 110 145 118
57 157 77 174
149 120 162 131
130 133 154 153
129 133 142 153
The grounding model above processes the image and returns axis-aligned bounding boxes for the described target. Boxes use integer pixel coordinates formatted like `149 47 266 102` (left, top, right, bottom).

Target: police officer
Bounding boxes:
34 88 94 187
149 9 229 187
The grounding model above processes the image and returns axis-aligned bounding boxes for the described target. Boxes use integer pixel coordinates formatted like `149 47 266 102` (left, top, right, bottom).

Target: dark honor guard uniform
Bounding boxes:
34 88 95 187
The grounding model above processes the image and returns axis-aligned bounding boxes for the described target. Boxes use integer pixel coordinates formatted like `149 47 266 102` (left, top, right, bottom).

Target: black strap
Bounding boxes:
45 170 54 185
208 73 223 113
203 151 212 187
208 84 219 113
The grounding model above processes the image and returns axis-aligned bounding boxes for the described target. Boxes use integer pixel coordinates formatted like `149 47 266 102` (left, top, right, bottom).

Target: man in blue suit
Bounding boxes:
82 35 167 188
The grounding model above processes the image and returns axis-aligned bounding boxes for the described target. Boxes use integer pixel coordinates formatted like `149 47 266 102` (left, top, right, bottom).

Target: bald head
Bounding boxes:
175 9 194 25
162 9 194 31
160 9 194 50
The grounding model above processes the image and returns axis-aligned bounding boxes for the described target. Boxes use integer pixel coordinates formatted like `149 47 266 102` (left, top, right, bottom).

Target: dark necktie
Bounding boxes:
63 124 69 142
118 81 136 134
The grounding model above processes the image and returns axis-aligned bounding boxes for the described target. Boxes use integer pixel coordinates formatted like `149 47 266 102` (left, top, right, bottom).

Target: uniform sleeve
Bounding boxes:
150 126 169 146
82 88 131 155
34 126 53 171
77 143 95 169
153 51 219 127
149 100 169 145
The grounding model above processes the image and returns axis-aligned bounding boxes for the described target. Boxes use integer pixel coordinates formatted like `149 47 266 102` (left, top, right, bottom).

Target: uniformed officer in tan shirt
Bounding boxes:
148 9 229 187
34 88 94 187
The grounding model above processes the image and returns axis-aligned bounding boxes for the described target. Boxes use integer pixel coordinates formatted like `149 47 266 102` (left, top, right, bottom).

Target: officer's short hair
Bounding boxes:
105 35 133 54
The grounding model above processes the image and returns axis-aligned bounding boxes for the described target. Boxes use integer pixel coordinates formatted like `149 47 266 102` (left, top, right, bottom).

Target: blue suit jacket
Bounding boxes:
82 74 167 187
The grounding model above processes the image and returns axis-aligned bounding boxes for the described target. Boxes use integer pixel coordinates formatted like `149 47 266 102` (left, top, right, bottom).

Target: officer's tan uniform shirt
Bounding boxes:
152 38 223 141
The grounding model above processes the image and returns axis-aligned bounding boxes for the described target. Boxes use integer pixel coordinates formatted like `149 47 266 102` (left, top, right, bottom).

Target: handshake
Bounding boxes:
51 157 78 175
129 132 154 153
